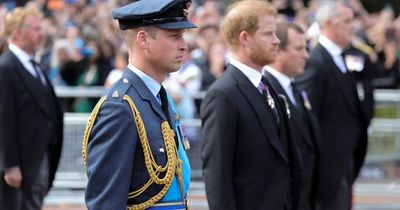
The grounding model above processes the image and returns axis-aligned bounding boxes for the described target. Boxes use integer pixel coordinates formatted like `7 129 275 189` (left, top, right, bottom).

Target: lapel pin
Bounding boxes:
279 94 291 119
301 91 312 110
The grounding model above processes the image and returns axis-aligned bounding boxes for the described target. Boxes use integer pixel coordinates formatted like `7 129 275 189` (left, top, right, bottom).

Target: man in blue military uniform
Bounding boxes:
82 0 196 209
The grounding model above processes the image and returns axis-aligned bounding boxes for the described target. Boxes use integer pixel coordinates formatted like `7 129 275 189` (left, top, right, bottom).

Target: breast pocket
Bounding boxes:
148 137 167 166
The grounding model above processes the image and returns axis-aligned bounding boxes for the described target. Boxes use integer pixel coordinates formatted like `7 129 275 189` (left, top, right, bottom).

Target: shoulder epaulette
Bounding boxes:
82 77 131 165
107 77 131 102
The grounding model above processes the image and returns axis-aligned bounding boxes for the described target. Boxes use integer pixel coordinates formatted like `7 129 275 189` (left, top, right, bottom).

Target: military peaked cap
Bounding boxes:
112 0 196 30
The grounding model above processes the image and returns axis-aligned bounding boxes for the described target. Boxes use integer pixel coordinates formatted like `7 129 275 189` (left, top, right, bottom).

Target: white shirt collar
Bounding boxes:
319 35 344 57
9 43 33 62
8 43 38 77
319 35 347 73
263 65 298 105
229 58 262 88
127 63 161 98
263 66 293 90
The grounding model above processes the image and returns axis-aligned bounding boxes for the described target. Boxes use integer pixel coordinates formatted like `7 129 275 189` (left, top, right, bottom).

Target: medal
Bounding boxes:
183 136 190 150
265 86 275 110
301 91 312 110
178 124 190 150
279 94 291 119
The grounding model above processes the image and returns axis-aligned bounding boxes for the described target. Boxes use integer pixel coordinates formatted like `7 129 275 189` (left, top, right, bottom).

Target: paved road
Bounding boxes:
43 180 400 210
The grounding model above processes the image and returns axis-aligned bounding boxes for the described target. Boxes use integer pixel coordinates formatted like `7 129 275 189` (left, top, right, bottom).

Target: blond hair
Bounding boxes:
3 7 42 40
222 0 277 50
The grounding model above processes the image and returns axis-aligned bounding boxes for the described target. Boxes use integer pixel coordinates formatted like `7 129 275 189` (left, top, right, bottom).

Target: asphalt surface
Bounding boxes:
43 180 400 210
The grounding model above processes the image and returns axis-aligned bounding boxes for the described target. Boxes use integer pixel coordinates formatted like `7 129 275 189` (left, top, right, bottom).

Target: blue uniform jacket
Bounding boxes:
85 68 190 210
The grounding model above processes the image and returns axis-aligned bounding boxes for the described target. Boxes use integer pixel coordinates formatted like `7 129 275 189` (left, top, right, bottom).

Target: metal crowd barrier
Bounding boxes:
53 86 400 189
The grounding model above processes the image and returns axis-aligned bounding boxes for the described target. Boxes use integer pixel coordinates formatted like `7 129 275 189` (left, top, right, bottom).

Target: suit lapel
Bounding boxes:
8 51 54 120
266 72 315 150
229 67 288 163
318 45 358 115
122 69 166 121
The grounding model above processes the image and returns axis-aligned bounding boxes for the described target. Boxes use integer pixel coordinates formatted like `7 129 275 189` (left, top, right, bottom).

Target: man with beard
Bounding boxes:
201 1 303 209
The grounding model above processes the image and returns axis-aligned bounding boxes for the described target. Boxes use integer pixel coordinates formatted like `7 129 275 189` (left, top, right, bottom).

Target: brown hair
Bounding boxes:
122 26 158 49
222 0 276 50
275 22 304 50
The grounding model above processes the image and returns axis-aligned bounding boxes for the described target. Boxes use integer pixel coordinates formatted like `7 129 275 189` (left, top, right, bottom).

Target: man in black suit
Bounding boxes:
264 22 321 210
201 1 303 210
0 7 63 210
345 45 375 126
296 2 370 210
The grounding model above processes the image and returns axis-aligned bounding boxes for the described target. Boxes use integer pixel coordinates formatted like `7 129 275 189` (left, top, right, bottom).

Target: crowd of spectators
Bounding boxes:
0 0 399 114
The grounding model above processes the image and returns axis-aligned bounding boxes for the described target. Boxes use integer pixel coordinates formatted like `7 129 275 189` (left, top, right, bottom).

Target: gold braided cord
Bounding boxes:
123 95 178 210
128 174 157 198
81 95 179 210
82 96 107 166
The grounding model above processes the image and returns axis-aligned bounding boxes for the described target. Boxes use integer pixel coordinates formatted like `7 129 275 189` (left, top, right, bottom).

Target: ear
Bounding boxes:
238 31 250 47
136 30 149 49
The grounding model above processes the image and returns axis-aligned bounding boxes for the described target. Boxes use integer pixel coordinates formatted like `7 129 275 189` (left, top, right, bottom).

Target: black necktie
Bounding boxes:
291 82 304 116
261 76 290 156
341 51 348 73
159 86 171 123
30 59 46 86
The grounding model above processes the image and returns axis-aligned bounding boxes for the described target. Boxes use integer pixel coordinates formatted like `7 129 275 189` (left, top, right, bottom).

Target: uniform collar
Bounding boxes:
127 63 161 98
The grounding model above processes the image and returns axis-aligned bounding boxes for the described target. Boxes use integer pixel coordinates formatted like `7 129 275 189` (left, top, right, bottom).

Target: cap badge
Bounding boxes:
183 2 191 17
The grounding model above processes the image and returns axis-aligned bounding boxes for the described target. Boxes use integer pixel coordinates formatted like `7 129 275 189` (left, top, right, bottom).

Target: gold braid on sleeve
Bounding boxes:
82 95 178 210
82 96 107 167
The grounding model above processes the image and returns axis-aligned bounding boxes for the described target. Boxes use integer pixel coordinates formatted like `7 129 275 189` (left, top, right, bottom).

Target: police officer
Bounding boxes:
82 0 196 209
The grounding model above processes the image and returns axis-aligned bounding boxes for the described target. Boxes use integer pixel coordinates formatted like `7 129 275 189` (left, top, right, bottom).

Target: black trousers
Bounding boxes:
0 155 49 210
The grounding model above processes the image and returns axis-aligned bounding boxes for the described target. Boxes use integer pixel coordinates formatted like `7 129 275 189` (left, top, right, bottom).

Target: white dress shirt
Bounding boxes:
9 43 39 77
9 44 47 85
319 35 347 73
264 66 297 106
230 58 263 89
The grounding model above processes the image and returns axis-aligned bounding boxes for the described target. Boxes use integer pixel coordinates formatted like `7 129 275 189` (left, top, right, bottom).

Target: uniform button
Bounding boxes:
159 148 165 153
122 78 129 83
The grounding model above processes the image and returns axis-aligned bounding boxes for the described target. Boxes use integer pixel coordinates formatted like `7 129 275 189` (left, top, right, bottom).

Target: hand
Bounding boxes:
4 166 22 188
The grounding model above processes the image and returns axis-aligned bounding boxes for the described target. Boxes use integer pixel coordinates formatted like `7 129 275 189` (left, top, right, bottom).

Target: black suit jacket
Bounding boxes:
264 71 321 210
345 46 375 126
296 43 369 205
0 50 63 196
201 64 303 210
